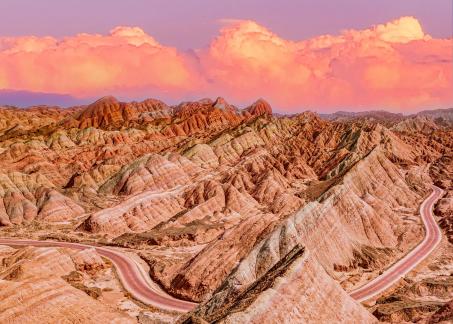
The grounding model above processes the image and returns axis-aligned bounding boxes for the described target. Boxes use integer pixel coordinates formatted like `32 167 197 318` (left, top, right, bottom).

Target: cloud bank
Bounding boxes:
0 16 451 112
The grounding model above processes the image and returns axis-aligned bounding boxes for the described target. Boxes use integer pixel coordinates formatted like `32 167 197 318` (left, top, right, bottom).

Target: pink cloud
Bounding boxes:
203 16 452 110
0 27 202 98
0 17 451 112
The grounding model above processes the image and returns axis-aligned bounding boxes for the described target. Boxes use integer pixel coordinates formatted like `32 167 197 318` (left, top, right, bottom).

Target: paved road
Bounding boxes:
0 186 444 310
0 238 197 312
350 185 444 302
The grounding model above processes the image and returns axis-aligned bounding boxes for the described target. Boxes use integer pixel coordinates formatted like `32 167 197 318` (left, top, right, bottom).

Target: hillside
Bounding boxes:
0 97 452 323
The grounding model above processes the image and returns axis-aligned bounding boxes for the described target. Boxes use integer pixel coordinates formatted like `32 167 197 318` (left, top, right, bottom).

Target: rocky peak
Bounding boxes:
91 95 119 106
246 98 272 116
213 97 229 110
71 96 123 129
392 115 439 134
67 96 173 129
197 98 214 105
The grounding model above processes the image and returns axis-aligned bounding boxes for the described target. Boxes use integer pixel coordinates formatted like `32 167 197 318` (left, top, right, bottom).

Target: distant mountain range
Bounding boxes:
320 108 453 128
0 89 90 107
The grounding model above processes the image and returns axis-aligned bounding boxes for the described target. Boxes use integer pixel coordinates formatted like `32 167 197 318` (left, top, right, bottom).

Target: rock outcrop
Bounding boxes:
0 172 84 225
244 98 273 116
1 96 452 322
0 246 134 323
63 96 170 130
182 246 376 323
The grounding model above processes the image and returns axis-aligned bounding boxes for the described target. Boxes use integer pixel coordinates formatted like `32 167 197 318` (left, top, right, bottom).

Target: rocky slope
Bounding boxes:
1 97 452 322
180 246 376 323
368 238 453 323
0 172 84 226
0 245 136 323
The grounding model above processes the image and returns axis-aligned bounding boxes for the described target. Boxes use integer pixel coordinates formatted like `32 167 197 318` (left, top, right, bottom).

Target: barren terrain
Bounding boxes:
0 97 452 323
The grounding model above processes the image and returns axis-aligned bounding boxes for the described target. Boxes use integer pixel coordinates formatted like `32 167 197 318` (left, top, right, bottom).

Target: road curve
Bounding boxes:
0 186 444 310
0 238 197 312
350 185 444 302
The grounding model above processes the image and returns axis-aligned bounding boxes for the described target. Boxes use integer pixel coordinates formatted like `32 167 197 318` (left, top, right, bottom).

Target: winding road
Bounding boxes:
350 185 444 302
0 238 197 312
0 186 444 311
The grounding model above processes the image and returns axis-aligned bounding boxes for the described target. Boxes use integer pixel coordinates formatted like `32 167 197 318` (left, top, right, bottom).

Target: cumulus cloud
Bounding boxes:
0 26 202 98
0 16 451 111
202 16 452 110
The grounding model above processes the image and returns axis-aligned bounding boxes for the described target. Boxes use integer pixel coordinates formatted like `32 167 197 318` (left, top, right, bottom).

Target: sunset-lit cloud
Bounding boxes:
0 17 451 111
202 16 452 110
0 27 201 97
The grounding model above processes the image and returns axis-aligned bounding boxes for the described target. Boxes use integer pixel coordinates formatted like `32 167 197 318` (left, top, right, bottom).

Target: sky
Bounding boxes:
0 0 452 112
